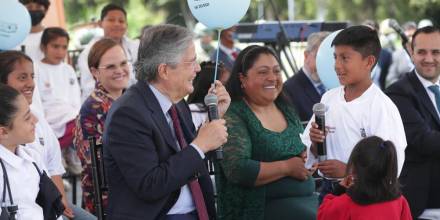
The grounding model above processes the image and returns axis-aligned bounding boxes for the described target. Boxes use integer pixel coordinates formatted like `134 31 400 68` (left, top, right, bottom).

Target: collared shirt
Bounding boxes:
415 70 440 117
0 145 45 220
149 84 205 215
302 66 326 95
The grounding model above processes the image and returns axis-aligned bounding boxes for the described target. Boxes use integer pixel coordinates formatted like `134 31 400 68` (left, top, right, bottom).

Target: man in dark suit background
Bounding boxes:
386 26 440 219
210 27 240 75
103 24 230 220
283 32 329 122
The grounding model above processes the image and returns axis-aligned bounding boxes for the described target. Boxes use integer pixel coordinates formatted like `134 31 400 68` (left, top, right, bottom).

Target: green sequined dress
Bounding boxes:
217 100 318 220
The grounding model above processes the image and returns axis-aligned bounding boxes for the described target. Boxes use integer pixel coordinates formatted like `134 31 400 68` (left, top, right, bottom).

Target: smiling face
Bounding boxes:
100 10 127 42
240 53 283 106
42 36 68 65
411 32 440 83
334 45 375 86
91 45 129 96
163 42 201 102
6 59 35 104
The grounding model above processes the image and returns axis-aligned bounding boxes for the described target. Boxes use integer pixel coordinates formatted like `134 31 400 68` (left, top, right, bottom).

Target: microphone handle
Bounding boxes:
315 114 326 162
207 104 223 160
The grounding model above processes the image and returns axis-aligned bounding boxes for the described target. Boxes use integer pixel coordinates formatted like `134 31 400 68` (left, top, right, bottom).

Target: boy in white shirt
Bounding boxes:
301 26 407 201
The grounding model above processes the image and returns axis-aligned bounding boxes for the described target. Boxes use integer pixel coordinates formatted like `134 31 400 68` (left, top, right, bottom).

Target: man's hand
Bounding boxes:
192 119 228 153
317 159 346 178
208 80 231 118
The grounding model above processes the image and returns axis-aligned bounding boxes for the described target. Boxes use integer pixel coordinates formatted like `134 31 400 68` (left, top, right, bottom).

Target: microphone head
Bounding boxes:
388 19 401 31
204 93 218 106
313 103 327 116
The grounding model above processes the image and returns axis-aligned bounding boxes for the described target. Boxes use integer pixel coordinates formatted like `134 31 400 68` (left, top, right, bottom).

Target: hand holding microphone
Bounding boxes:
199 81 231 160
310 103 327 162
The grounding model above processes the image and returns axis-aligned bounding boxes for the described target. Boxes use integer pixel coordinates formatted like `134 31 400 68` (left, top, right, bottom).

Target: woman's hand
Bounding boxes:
283 157 309 181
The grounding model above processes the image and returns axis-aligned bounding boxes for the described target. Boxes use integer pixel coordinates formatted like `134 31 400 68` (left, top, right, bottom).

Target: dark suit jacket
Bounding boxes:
103 81 216 220
283 68 322 122
386 71 440 218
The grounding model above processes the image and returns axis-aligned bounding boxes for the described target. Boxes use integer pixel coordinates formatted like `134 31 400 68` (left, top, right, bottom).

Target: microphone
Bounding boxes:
204 93 223 160
389 19 409 44
312 103 327 162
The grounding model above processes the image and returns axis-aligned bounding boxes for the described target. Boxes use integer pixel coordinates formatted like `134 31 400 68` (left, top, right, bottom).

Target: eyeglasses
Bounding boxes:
98 60 130 72
181 59 199 70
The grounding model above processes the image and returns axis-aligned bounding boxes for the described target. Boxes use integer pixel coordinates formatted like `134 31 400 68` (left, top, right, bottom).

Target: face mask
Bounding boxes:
29 10 45 26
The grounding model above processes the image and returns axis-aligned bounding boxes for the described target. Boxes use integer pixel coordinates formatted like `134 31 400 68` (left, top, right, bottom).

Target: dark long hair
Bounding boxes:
187 61 225 104
0 84 21 128
225 45 288 104
0 51 33 84
346 136 401 205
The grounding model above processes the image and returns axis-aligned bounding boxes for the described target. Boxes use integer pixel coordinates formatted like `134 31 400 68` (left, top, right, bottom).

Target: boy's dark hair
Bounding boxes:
19 0 50 10
331 25 381 69
411 26 440 50
101 3 127 21
0 84 21 128
0 51 33 84
187 61 225 105
346 136 401 205
41 27 70 47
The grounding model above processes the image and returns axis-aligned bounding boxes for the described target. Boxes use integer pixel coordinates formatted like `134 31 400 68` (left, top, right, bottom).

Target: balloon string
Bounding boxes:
213 29 222 87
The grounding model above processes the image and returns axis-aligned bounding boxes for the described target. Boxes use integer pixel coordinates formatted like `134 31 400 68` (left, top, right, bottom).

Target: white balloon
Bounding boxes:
187 0 251 29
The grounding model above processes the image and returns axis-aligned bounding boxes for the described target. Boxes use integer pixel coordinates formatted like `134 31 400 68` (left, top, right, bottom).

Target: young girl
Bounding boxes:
35 27 82 174
0 84 43 220
36 27 81 147
318 136 412 220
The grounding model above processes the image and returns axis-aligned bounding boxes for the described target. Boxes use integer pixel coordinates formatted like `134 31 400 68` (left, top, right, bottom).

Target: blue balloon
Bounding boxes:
0 0 31 50
316 30 342 90
187 0 250 29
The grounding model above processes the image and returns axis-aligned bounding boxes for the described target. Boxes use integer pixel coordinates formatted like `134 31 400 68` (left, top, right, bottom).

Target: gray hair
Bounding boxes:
305 31 330 53
135 24 195 82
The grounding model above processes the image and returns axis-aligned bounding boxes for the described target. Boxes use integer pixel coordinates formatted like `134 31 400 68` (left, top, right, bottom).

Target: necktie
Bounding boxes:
428 85 440 114
317 83 326 95
169 105 209 220
231 51 238 60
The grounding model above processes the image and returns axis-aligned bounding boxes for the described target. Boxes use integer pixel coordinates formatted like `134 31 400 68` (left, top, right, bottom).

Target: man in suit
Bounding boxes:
103 24 230 220
386 26 440 219
283 32 329 122
210 27 240 75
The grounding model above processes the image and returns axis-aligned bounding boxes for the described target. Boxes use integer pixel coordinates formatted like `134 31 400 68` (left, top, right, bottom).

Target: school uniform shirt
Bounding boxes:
318 194 412 220
0 145 46 220
301 83 407 176
14 31 45 62
34 61 81 138
27 107 65 177
77 36 139 102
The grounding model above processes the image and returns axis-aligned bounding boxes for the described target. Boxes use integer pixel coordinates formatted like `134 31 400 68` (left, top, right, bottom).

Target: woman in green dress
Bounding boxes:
218 45 318 220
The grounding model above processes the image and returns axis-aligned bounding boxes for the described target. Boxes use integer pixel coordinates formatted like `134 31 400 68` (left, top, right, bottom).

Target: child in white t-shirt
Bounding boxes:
301 26 407 202
35 27 81 150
